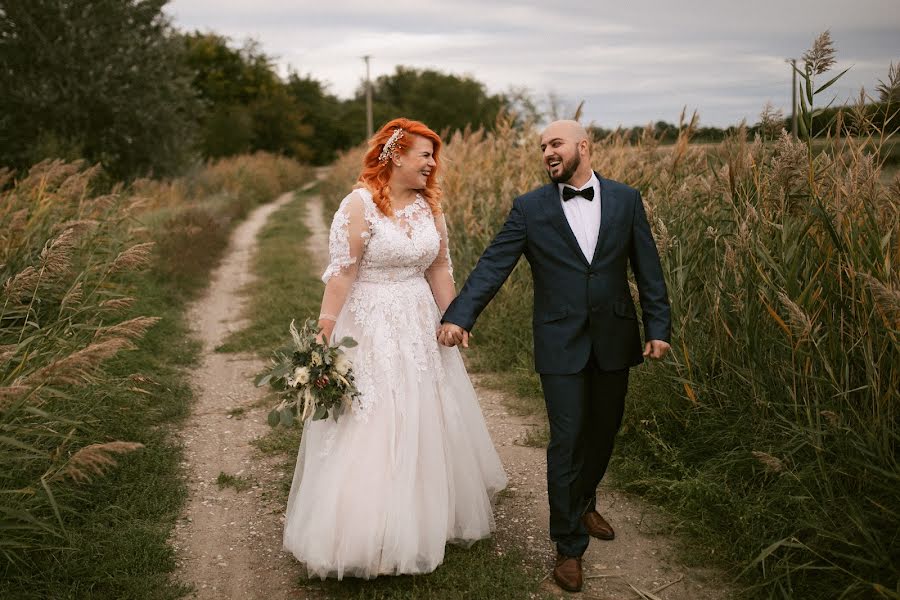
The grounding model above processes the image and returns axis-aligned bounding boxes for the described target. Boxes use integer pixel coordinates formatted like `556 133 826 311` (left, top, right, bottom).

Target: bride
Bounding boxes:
283 118 507 579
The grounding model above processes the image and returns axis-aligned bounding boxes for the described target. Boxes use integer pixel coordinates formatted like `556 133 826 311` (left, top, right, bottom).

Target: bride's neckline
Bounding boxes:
390 193 424 218
358 188 424 219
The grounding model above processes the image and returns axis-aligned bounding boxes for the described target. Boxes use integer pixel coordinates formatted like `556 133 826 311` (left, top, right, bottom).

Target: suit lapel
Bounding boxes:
589 174 614 265
539 184 589 266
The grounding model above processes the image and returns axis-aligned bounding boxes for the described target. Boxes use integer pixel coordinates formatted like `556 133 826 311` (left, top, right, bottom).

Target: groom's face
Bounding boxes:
540 133 581 184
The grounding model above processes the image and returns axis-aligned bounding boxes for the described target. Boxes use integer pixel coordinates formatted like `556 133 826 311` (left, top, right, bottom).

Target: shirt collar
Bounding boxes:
558 172 599 196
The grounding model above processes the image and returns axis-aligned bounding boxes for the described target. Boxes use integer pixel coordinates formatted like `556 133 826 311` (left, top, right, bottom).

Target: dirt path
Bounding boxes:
171 187 729 599
171 191 306 599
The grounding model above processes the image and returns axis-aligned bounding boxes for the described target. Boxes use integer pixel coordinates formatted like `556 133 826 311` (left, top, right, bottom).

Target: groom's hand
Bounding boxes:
437 323 470 348
643 340 670 360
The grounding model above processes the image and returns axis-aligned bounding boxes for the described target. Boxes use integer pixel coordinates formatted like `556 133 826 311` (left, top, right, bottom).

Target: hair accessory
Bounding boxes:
378 128 405 163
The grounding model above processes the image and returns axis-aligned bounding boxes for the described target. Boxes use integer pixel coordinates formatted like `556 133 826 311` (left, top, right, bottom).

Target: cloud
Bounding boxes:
165 0 900 126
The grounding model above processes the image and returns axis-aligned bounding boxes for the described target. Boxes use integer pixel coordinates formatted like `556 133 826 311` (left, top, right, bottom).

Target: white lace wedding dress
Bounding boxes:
282 188 507 579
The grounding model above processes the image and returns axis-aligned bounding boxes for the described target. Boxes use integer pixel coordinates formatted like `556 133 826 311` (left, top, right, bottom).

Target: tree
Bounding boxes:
180 34 280 108
249 87 313 160
180 32 313 159
0 0 197 178
359 66 510 135
285 73 358 164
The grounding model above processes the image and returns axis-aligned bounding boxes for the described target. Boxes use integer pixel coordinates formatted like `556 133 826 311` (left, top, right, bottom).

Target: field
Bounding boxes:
322 110 899 598
4 8 897 597
0 154 311 598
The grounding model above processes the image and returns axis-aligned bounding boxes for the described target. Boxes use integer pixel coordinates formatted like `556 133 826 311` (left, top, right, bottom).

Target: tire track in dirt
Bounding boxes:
171 192 307 599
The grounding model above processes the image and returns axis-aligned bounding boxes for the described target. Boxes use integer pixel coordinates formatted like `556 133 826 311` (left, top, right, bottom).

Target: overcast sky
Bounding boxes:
164 0 899 128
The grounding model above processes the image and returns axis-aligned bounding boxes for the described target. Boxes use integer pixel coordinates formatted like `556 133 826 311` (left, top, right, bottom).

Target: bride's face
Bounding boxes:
392 135 436 191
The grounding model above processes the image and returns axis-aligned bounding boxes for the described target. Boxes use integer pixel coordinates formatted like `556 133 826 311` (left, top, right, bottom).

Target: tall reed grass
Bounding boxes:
320 36 898 598
0 152 309 589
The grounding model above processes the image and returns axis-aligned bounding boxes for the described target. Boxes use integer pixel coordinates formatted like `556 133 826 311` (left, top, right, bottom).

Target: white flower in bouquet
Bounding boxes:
334 354 350 376
257 318 361 426
293 366 310 385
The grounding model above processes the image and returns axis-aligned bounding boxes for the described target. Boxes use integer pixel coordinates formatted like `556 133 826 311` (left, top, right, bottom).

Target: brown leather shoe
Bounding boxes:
553 553 583 592
582 510 615 540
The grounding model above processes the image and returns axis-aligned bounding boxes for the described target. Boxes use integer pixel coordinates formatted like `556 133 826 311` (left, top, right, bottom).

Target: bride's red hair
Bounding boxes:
358 118 442 216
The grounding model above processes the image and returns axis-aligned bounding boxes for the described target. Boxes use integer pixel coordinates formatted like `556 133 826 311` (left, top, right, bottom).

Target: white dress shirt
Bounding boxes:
558 173 601 262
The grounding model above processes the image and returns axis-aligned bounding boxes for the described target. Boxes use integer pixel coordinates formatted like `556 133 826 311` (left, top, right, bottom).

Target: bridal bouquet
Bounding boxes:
255 319 361 426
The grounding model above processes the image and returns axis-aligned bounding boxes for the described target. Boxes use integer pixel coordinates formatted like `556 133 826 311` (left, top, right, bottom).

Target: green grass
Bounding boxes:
226 406 247 419
520 425 550 449
0 178 311 599
306 540 548 600
472 371 544 416
228 189 553 599
251 422 303 456
216 472 254 492
216 189 325 355
0 262 198 599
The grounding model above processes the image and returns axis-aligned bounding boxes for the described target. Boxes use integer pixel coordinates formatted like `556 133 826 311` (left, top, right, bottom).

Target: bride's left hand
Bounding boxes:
316 322 334 345
437 323 470 348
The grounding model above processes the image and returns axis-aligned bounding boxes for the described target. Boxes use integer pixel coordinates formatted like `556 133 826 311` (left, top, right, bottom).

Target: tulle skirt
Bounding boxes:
282 277 507 579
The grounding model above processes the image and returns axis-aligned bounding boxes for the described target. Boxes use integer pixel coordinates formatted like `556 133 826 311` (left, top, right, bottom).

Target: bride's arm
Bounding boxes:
318 192 369 340
424 212 456 315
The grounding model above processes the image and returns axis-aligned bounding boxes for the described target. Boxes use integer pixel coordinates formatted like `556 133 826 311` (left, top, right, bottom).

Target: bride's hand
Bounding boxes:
316 321 334 345
437 323 470 348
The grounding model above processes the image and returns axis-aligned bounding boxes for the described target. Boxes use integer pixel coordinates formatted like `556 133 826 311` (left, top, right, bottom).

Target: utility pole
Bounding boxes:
787 58 798 139
363 55 373 139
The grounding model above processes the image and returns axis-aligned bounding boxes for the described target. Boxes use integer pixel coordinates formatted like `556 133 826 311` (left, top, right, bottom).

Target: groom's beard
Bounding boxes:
547 153 581 184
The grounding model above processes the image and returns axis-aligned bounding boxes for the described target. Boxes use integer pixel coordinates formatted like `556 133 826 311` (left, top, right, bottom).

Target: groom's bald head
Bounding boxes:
541 120 589 147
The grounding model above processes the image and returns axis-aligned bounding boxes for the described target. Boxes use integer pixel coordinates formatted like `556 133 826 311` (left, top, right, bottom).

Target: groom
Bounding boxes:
438 120 671 593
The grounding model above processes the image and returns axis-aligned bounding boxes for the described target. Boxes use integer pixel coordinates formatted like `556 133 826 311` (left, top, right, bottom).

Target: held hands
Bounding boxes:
643 339 671 360
437 323 471 348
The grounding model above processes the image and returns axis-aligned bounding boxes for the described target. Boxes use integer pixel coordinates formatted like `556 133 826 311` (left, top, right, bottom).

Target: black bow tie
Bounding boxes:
562 186 594 202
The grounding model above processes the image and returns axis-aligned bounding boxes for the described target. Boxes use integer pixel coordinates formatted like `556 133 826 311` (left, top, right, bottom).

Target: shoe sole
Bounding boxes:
552 574 583 593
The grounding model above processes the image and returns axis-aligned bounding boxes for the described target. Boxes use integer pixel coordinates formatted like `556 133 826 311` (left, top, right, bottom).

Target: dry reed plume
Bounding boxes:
55 441 146 484
1 151 312 567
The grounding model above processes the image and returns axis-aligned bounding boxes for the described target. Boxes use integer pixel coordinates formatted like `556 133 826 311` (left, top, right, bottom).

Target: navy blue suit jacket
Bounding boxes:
442 173 671 375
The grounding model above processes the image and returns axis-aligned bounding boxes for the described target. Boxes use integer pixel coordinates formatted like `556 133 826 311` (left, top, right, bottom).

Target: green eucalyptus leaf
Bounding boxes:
271 362 293 379
267 410 279 427
338 336 358 348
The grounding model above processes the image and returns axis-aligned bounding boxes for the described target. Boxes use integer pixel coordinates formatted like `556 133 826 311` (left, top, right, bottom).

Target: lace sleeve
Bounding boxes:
424 211 456 314
318 193 370 324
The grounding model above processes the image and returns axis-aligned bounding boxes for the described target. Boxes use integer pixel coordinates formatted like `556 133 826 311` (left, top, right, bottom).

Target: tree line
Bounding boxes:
0 0 518 179
2 1 893 181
